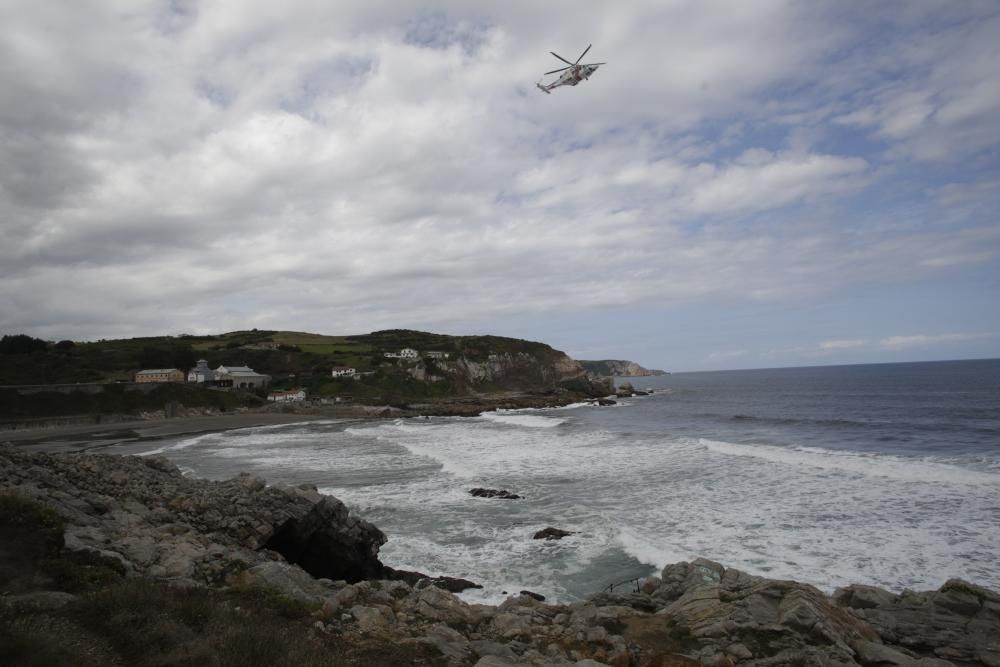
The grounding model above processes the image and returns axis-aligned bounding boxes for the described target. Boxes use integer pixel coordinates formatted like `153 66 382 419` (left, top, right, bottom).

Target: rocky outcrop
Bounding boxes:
579 360 667 378
264 495 387 582
295 559 997 666
0 445 388 585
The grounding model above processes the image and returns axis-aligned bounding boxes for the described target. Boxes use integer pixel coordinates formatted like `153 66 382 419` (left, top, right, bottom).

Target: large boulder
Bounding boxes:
264 496 387 583
837 579 1000 666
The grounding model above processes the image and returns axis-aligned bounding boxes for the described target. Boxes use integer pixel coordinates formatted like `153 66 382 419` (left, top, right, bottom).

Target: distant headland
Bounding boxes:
578 359 667 377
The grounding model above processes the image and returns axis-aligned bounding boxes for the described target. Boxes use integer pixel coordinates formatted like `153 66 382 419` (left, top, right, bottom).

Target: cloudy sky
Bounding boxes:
2 1 999 371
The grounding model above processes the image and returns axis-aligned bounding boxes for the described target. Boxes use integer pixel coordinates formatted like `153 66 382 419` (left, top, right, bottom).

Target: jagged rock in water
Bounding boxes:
615 381 636 398
519 590 546 601
532 527 574 540
386 567 482 592
470 488 522 500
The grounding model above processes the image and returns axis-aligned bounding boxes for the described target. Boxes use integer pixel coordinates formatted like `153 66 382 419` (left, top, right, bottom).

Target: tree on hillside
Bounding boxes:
138 344 197 371
0 335 48 355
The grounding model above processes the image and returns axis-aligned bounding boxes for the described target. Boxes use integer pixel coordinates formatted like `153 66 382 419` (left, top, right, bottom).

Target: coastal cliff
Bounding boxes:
579 360 667 378
2 446 997 666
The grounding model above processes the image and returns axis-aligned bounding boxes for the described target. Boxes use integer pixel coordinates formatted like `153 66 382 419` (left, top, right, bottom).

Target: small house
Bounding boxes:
268 388 306 402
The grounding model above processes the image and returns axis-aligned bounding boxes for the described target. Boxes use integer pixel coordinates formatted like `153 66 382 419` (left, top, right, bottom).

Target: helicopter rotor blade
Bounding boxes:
545 66 571 75
575 44 592 64
581 62 606 67
550 51 574 66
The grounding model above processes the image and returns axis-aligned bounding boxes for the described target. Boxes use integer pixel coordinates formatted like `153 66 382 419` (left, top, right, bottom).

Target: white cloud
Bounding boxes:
879 333 992 351
819 339 868 351
707 349 748 362
0 0 998 356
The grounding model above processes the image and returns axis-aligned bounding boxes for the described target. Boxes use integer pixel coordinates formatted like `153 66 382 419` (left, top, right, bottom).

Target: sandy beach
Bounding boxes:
0 412 328 454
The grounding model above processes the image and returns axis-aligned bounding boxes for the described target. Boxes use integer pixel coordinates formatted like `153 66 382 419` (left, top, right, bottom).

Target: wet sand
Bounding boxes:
1 412 328 454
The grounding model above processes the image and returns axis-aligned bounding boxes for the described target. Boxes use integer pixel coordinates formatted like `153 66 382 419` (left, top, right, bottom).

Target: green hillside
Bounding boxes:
0 330 588 417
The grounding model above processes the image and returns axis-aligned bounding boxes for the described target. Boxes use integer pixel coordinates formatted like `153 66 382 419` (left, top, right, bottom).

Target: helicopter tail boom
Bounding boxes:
536 82 551 94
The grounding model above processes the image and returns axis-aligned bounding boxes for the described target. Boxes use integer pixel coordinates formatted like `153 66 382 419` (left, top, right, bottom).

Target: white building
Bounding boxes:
384 348 419 359
425 351 450 360
331 367 357 378
268 388 306 402
187 359 216 383
215 364 270 390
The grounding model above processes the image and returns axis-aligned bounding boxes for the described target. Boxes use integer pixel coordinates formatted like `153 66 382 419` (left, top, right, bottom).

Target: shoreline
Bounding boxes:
0 391 600 454
0 412 330 454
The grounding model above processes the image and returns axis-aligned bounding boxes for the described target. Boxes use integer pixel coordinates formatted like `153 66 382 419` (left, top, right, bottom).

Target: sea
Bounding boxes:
108 359 1000 604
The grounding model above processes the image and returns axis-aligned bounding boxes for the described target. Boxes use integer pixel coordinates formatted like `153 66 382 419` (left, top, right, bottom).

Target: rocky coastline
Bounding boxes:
2 446 997 666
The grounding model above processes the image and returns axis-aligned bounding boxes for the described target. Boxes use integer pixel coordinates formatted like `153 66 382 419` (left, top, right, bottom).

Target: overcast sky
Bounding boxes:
2 1 999 371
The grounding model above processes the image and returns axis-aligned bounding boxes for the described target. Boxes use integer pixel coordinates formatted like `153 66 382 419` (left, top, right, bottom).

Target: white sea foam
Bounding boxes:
145 405 1000 598
479 412 567 428
700 438 1000 486
136 432 215 457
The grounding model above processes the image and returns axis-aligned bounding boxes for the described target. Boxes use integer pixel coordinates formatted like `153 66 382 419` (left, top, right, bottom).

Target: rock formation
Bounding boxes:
533 527 574 540
0 445 388 585
579 360 667 378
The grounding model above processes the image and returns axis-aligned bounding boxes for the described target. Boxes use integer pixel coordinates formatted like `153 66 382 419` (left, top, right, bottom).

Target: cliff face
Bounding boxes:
579 359 667 377
448 351 587 390
387 333 606 397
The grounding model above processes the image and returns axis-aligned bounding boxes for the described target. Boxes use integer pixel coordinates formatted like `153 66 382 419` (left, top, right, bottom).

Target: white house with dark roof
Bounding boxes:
268 388 306 402
331 366 357 378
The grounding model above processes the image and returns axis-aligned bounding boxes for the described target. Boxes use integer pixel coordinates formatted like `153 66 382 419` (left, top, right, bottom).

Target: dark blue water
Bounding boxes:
597 359 1000 458
117 359 1000 601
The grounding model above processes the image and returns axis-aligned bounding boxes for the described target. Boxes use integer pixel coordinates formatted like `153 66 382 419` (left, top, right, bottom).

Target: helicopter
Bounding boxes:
537 44 605 94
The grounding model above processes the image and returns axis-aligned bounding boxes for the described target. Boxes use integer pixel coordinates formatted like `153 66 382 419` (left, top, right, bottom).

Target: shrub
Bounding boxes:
76 578 219 660
0 622 85 667
0 494 64 558
39 552 123 593
0 334 48 354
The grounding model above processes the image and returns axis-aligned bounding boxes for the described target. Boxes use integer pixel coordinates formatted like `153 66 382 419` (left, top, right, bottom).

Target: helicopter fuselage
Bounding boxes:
538 64 600 94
